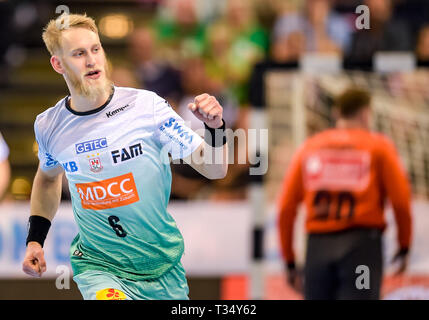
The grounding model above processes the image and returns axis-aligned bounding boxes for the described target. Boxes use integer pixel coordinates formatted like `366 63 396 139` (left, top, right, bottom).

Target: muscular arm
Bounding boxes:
278 148 304 264
30 165 64 221
22 165 63 278
183 141 228 180
183 93 228 180
380 139 412 251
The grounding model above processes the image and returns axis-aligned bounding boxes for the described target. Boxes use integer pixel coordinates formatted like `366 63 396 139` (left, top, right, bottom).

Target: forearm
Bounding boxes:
30 169 63 221
278 206 298 263
201 142 228 179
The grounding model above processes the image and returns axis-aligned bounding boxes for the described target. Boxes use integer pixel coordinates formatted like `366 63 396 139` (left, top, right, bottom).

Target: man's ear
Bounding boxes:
50 55 65 74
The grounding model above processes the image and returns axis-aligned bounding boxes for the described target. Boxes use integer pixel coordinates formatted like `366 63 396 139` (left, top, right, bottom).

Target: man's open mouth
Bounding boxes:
85 70 101 78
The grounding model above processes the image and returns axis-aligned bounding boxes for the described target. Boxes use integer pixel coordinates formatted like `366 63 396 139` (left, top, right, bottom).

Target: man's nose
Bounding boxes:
86 53 96 67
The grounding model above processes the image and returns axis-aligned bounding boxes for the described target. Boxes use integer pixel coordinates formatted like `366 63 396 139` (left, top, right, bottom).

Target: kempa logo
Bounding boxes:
106 104 130 118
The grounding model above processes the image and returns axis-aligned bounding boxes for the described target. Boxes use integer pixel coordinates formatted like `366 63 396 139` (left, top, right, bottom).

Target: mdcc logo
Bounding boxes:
76 172 139 210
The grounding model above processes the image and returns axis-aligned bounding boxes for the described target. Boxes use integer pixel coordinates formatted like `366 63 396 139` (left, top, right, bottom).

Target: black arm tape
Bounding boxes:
204 119 227 147
26 215 51 247
286 262 296 271
398 247 409 256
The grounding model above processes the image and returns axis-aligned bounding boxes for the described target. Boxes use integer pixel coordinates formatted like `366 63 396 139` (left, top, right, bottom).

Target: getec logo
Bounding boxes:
106 104 130 118
111 143 143 164
75 138 107 154
76 172 139 210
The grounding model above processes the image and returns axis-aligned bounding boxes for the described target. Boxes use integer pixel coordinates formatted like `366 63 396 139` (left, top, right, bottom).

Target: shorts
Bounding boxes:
304 227 383 300
73 261 189 300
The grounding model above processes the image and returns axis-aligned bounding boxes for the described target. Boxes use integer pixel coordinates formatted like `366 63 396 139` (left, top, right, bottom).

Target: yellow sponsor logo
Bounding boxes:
96 288 127 300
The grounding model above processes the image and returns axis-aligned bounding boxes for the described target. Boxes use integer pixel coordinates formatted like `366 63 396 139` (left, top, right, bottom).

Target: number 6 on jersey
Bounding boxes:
108 215 127 238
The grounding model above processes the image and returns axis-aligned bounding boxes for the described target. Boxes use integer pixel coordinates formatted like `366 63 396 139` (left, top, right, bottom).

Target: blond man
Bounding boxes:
22 13 228 300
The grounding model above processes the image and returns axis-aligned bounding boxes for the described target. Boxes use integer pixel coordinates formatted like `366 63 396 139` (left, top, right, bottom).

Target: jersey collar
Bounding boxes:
65 86 115 116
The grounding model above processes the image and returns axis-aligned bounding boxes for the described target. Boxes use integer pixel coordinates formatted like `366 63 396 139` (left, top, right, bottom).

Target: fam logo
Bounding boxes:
75 138 107 154
87 153 103 173
111 143 143 164
62 160 78 173
106 104 130 118
159 118 193 144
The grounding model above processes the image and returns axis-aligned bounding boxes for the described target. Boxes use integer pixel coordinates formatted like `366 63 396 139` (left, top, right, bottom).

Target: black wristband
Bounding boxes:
398 247 409 256
286 262 296 271
204 119 227 147
26 215 51 247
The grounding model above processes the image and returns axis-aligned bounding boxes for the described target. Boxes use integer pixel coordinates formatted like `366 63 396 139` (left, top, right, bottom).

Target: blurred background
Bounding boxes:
1 0 429 299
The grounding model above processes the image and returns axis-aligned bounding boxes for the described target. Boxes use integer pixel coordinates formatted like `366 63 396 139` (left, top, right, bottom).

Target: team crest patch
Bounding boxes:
96 288 127 300
87 153 103 173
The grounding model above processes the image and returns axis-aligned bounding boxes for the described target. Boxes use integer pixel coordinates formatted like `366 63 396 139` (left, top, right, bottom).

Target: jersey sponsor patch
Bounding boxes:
111 143 143 165
72 249 83 257
75 138 108 154
75 172 139 210
45 152 59 168
61 160 79 173
159 117 194 146
303 149 371 191
87 154 103 173
106 104 130 118
96 288 127 300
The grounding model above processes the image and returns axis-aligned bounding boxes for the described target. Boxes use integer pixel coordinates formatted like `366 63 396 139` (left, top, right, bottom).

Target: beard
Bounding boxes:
63 58 113 102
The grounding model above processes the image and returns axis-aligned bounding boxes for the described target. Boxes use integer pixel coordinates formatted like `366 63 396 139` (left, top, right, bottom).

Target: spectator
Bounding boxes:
249 31 305 108
347 0 413 63
218 0 269 105
273 0 352 55
128 27 182 105
170 56 212 200
172 55 242 200
416 25 429 61
154 0 207 61
111 66 139 88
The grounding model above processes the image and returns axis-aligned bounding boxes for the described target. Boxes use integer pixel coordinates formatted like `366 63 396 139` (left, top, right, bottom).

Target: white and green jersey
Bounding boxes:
34 86 203 280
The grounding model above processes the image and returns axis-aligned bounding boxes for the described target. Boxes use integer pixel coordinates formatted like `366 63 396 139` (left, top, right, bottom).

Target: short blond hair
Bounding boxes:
42 13 98 56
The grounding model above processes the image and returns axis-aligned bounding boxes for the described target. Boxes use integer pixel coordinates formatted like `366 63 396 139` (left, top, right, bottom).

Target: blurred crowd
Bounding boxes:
108 0 429 200
2 0 429 202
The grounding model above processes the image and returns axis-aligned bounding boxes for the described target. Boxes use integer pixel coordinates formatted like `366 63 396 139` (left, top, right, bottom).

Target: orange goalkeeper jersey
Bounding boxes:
277 128 412 263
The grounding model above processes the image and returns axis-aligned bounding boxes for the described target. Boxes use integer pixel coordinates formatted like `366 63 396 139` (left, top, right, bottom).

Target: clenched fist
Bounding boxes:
22 241 47 277
188 93 223 129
